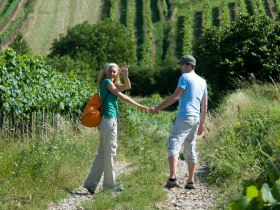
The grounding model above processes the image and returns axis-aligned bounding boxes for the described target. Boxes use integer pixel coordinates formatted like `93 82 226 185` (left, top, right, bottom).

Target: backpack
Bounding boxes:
81 93 102 127
81 91 111 127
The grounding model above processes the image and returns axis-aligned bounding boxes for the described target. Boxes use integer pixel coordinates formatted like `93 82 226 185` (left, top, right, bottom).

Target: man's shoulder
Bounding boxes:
181 73 205 81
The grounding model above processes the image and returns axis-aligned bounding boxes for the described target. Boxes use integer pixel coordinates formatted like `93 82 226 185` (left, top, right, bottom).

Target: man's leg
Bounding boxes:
183 116 199 189
169 156 178 179
165 155 180 188
187 162 196 183
165 116 191 188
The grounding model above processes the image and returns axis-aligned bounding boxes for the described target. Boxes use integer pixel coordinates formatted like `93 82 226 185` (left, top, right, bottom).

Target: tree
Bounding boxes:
49 19 136 71
9 33 31 55
195 14 280 98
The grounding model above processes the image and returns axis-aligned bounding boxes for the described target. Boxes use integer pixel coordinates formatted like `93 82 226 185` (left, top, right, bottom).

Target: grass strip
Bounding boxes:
0 128 99 210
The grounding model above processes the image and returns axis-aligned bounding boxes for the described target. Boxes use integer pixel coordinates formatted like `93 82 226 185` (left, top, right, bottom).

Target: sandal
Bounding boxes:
185 182 196 190
165 178 180 189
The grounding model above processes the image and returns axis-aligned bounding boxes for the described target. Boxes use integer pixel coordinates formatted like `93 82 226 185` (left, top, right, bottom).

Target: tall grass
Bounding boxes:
0 94 176 209
198 82 280 207
0 125 99 210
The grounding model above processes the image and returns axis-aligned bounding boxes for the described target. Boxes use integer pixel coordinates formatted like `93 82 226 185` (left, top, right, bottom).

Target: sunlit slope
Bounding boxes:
22 0 102 56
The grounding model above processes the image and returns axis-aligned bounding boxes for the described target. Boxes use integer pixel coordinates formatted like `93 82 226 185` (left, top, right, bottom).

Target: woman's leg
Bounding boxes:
83 118 107 192
102 118 118 190
83 144 104 191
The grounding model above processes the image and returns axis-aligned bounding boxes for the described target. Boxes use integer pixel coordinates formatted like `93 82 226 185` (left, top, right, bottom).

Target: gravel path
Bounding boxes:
156 159 219 210
48 162 132 210
48 160 218 210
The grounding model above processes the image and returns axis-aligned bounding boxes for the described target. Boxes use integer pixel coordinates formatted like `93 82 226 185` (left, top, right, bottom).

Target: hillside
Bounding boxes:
21 0 102 56
1 0 280 61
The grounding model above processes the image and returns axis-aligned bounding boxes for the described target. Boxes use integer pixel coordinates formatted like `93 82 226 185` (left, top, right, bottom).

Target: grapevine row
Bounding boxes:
0 48 93 120
141 0 154 65
125 0 137 62
0 0 35 48
0 0 20 31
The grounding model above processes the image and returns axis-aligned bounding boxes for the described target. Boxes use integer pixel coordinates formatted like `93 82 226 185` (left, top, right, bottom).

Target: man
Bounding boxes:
150 55 207 189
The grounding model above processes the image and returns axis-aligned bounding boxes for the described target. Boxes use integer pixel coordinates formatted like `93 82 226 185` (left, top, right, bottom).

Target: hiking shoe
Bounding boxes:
112 186 124 192
185 182 196 190
164 179 180 189
105 186 124 192
85 187 95 195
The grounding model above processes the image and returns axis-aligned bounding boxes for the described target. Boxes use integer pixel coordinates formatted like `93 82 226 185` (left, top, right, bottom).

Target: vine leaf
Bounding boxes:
246 185 258 199
261 183 276 204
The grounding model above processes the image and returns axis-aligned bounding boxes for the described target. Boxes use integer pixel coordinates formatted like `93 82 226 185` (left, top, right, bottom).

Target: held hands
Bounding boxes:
137 105 159 114
139 106 150 112
149 106 158 115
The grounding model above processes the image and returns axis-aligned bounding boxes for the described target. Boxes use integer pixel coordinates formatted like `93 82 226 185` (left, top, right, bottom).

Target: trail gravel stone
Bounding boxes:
48 161 131 210
48 159 218 210
156 159 219 210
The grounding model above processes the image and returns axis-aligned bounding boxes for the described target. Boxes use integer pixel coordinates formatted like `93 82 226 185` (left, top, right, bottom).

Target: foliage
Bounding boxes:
128 64 157 96
128 58 179 96
9 33 31 55
0 128 98 210
49 19 136 71
195 14 280 99
0 0 20 30
0 48 93 118
198 83 280 208
46 56 100 83
230 179 280 210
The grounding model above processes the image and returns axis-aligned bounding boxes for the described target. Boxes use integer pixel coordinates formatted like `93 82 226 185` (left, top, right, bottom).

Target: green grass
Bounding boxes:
0 95 176 209
198 82 280 207
0 127 99 210
2 86 279 209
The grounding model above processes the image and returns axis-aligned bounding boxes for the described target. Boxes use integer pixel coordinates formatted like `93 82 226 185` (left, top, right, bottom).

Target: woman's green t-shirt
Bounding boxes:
100 79 118 118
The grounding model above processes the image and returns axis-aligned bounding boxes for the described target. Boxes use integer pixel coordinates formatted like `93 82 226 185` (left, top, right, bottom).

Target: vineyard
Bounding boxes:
0 0 279 60
1 1 280 209
0 48 93 137
0 0 279 134
104 0 280 65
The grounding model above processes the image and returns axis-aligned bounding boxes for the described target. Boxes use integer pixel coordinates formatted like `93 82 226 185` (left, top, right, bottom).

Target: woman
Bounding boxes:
84 63 148 194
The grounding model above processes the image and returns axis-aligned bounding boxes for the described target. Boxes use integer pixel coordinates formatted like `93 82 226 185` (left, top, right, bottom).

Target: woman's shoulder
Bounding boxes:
101 78 112 86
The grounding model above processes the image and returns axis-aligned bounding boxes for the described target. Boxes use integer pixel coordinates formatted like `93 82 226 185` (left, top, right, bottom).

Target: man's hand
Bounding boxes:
197 123 204 136
149 107 158 115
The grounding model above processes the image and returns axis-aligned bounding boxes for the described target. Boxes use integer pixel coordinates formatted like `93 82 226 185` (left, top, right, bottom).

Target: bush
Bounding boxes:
49 19 136 71
195 13 280 99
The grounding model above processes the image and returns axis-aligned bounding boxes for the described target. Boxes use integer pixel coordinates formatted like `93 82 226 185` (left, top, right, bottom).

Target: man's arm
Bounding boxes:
151 87 184 113
197 92 208 136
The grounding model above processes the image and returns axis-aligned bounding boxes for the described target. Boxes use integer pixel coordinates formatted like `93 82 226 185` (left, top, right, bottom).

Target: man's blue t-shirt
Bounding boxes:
177 72 207 117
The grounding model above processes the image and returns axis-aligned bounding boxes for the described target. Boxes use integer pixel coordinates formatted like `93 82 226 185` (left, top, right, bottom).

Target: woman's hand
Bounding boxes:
139 106 150 112
121 62 129 77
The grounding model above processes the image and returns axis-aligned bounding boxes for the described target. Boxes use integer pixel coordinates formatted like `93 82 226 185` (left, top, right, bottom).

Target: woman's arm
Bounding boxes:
117 63 131 92
108 82 148 111
151 87 184 114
